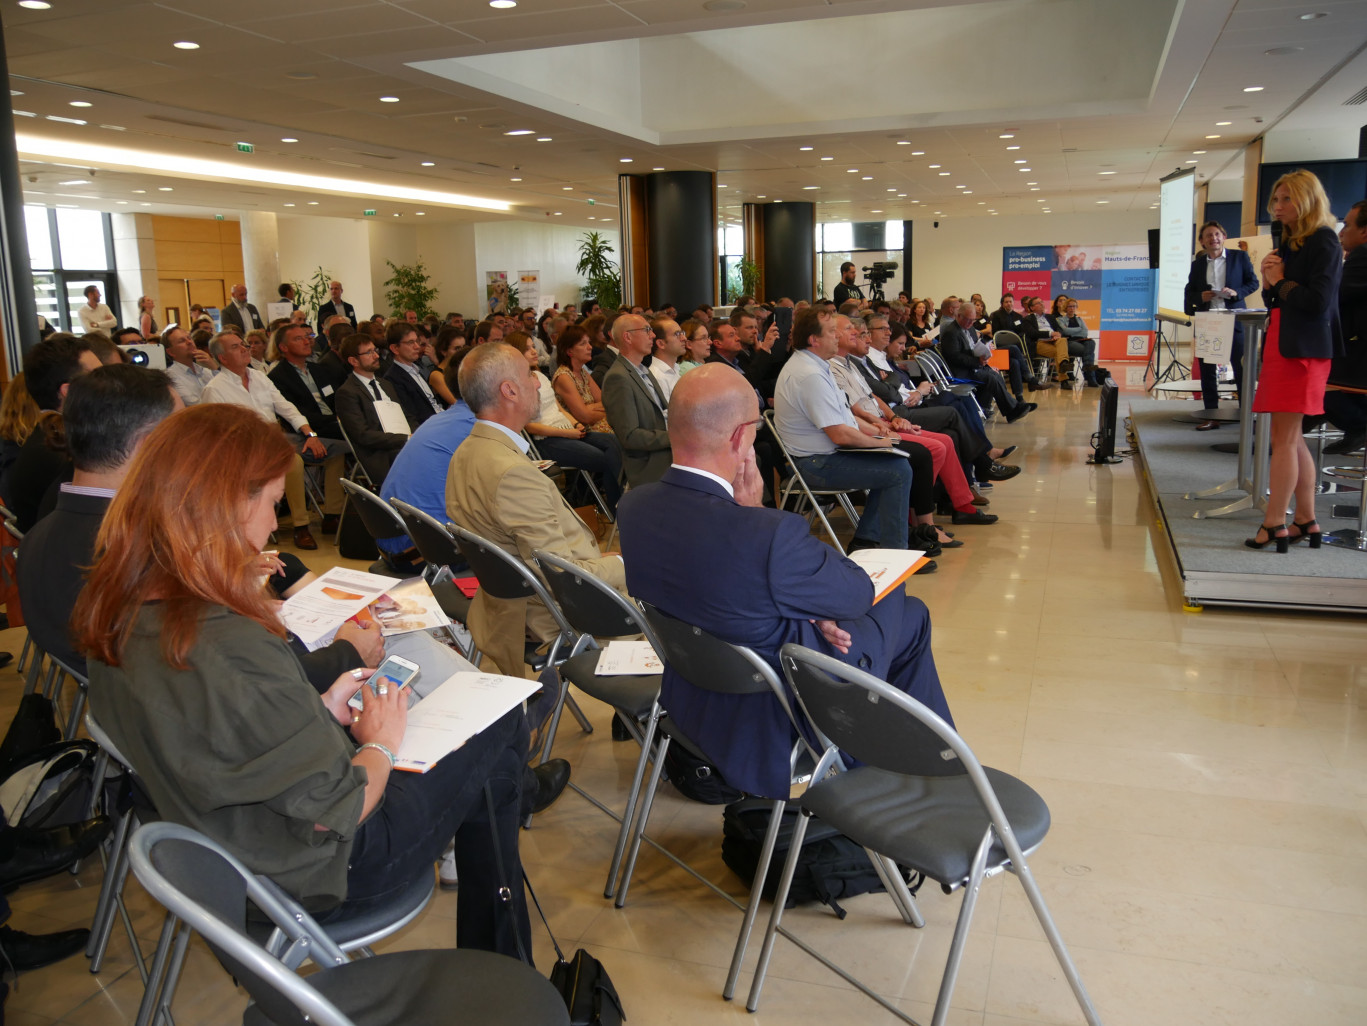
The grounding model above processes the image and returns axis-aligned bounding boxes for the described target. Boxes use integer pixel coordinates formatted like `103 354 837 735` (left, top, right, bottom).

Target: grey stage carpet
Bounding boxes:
1128 398 1367 582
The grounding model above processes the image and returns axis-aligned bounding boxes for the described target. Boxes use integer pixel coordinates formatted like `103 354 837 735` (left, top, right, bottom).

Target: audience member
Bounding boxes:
601 314 671 487
678 319 712 373
315 279 358 335
384 321 446 429
221 283 265 334
162 324 218 407
76 286 117 336
940 304 1035 422
551 326 614 437
334 333 410 484
0 375 39 484
617 363 953 798
647 318 687 403
268 323 349 447
136 295 158 339
832 262 864 306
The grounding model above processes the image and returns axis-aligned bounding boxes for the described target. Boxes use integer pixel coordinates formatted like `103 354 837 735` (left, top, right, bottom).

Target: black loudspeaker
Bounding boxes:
1088 380 1122 464
1147 228 1160 269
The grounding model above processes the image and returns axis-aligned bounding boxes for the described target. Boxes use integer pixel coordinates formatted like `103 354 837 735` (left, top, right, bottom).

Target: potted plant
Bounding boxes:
575 231 622 312
383 259 439 319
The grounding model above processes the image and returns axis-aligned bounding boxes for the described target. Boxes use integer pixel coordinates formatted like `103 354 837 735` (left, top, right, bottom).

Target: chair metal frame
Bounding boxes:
531 550 663 898
761 410 861 555
914 350 988 421
747 644 1104 1026
522 430 616 528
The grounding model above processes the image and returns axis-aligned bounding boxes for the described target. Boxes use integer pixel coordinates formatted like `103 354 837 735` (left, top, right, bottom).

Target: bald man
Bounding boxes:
617 364 953 799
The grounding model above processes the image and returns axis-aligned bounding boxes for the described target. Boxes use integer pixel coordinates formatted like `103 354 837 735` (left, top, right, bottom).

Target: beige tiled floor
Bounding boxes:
3 381 1365 1025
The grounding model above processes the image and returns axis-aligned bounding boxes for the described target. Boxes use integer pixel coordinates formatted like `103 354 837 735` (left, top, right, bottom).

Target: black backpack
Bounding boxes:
662 742 743 805
722 798 904 919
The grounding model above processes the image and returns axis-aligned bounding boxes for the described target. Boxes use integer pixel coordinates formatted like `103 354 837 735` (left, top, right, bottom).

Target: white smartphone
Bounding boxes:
348 655 421 711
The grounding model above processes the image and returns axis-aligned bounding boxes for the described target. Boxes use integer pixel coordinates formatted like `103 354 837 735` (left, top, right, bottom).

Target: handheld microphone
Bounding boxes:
1270 220 1283 252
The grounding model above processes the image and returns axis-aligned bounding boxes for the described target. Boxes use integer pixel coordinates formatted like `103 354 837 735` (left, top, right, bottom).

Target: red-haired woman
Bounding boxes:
74 404 530 950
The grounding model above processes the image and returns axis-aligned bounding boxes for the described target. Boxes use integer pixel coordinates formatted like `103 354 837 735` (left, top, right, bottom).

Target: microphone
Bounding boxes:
1270 220 1283 252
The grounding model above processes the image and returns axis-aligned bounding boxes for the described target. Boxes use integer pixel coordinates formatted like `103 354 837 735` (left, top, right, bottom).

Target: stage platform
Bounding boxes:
1127 398 1367 613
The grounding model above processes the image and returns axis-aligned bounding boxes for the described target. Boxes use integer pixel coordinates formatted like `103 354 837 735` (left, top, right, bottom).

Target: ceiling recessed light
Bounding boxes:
799 145 813 151
1099 170 1116 175
283 203 295 207
897 193 906 198
68 101 92 108
927 164 941 169
718 183 728 188
115 200 127 205
421 161 435 167
1186 159 1199 164
619 158 632 163
1096 200 1109 204
393 213 400 217
503 129 534 136
132 189 146 194
172 41 199 50
158 187 173 192
562 186 573 190
1018 167 1031 172
537 137 552 142
415 211 425 215
1006 145 1020 150
58 179 91 185
896 140 910 146
281 137 298 143
308 201 318 205
18 1 52 9
380 96 400 103
1193 150 1206 154
652 167 664 171
1026 182 1037 186
1243 85 1263 92
510 177 522 182
999 133 1014 139
1215 121 1232 126
887 188 896 192
820 156 833 161
938 172 950 176
1206 134 1221 139
847 168 859 173
803 185 819 190
861 176 872 180
1013 159 1026 164
757 195 765 199
963 190 973 195
552 211 562 215
954 184 966 189
870 210 882 214
45 115 86 125
1030 187 1041 191
1037 198 1047 203
489 0 517 8
1299 11 1328 19
911 151 924 156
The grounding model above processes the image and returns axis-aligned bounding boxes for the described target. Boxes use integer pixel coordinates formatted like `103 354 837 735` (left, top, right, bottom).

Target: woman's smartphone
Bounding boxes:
348 655 421 711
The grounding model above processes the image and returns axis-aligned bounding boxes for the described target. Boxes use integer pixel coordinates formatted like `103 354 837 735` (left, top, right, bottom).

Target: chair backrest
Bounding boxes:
778 643 968 779
129 822 353 1026
641 603 788 704
332 419 374 488
390 498 464 572
443 522 539 601
339 480 408 545
533 549 651 643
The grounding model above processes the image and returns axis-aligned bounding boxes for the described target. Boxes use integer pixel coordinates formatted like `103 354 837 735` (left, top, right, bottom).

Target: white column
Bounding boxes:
239 210 281 317
111 212 157 330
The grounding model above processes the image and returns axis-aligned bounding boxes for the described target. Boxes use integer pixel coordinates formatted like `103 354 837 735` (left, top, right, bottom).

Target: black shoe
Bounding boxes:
996 445 1018 460
1027 380 1056 391
611 713 633 741
0 925 90 971
845 537 883 554
987 463 1021 481
320 514 341 534
0 652 11 669
1324 433 1366 455
1004 403 1034 423
951 509 999 525
522 759 571 818
913 559 938 575
0 817 111 893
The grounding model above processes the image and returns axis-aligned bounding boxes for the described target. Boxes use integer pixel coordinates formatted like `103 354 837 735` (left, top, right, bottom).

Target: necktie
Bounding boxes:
370 380 383 401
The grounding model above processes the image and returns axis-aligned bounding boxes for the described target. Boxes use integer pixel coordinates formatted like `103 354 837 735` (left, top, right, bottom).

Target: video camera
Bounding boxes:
861 260 898 300
117 343 167 369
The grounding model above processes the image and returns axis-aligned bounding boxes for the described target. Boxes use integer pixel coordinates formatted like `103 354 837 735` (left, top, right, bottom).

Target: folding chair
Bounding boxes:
531 550 662 896
993 329 1048 382
761 410 861 555
914 350 986 421
745 643 1104 1025
128 822 568 1026
630 606 920 1003
337 479 418 579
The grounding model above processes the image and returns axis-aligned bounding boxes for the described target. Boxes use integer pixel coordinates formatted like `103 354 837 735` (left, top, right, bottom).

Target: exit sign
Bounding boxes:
363 209 376 217
215 214 224 221
235 141 254 153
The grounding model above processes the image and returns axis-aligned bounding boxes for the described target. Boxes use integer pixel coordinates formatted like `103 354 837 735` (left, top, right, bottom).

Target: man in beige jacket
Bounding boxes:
446 342 628 679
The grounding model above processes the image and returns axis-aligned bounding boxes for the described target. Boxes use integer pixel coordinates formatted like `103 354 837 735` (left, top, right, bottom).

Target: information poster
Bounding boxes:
1002 243 1154 362
485 271 509 316
518 270 540 314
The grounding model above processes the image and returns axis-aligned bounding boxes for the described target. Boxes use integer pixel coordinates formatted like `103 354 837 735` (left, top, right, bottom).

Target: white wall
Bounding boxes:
364 220 418 318
472 220 617 317
416 222 478 316
277 216 376 317
906 210 1157 302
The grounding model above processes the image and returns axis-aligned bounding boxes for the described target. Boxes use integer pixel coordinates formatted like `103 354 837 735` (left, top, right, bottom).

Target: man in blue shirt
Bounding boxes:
377 396 477 563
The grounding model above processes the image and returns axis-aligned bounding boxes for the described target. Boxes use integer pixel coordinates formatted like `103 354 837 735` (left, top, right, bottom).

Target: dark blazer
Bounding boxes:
220 301 264 333
989 309 1027 337
268 361 342 439
334 374 409 483
601 357 671 487
589 347 618 388
1332 245 1367 387
618 468 950 798
1018 312 1060 350
383 362 440 431
315 298 358 337
1264 225 1344 360
17 489 109 674
938 319 986 378
2 430 67 533
313 350 350 394
1184 247 1259 344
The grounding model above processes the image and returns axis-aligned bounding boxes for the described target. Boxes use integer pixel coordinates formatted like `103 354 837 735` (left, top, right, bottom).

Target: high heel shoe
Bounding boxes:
1245 523 1289 553
1288 519 1322 548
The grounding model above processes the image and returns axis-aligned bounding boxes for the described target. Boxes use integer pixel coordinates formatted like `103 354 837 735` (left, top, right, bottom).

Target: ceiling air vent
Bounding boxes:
1343 85 1367 106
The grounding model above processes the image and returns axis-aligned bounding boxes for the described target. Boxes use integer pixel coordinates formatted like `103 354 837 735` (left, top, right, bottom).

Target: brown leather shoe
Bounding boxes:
320 514 340 534
293 526 318 550
970 487 991 506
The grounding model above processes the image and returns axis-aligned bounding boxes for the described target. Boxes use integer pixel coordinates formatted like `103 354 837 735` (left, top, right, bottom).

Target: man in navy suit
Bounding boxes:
617 363 952 799
382 320 445 430
315 280 358 337
1184 220 1259 428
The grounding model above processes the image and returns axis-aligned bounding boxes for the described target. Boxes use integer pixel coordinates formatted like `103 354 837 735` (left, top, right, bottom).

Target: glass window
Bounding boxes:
885 220 904 250
24 206 52 269
56 208 108 270
822 222 852 252
31 272 59 326
722 224 743 257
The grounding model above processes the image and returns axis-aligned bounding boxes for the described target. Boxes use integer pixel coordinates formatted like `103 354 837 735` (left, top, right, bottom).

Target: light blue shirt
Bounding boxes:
376 402 478 554
773 348 856 457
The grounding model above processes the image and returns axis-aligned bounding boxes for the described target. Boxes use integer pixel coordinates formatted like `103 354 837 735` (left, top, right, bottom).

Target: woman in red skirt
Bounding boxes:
1248 170 1344 552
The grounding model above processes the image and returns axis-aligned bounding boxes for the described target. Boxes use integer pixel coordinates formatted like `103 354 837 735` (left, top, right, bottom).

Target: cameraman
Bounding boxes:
833 261 865 306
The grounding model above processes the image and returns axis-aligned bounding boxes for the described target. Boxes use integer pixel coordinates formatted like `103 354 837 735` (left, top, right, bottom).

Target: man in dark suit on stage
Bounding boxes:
1184 219 1259 429
601 313 672 486
333 334 410 484
617 363 953 799
315 280 358 336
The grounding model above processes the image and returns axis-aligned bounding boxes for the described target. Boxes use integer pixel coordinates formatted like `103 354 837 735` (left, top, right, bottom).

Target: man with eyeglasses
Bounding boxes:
617 362 953 800
200 332 346 549
602 314 672 486
333 333 411 485
647 318 688 403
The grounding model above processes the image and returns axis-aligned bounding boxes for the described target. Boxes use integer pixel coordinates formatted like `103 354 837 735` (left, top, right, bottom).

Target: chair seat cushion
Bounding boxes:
559 650 660 720
243 948 569 1026
800 765 1050 886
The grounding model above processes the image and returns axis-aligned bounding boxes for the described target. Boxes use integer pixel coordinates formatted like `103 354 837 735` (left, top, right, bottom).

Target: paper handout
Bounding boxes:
394 671 541 773
593 640 663 676
845 548 929 603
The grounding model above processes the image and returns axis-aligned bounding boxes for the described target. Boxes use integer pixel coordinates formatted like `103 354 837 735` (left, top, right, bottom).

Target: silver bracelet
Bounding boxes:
357 742 396 767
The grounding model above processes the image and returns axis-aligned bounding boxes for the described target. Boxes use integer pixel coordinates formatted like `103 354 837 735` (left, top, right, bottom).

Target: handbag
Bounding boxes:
484 786 626 1025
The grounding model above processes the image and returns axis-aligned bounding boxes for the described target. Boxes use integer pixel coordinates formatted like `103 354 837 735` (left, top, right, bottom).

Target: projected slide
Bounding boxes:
1158 169 1195 316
